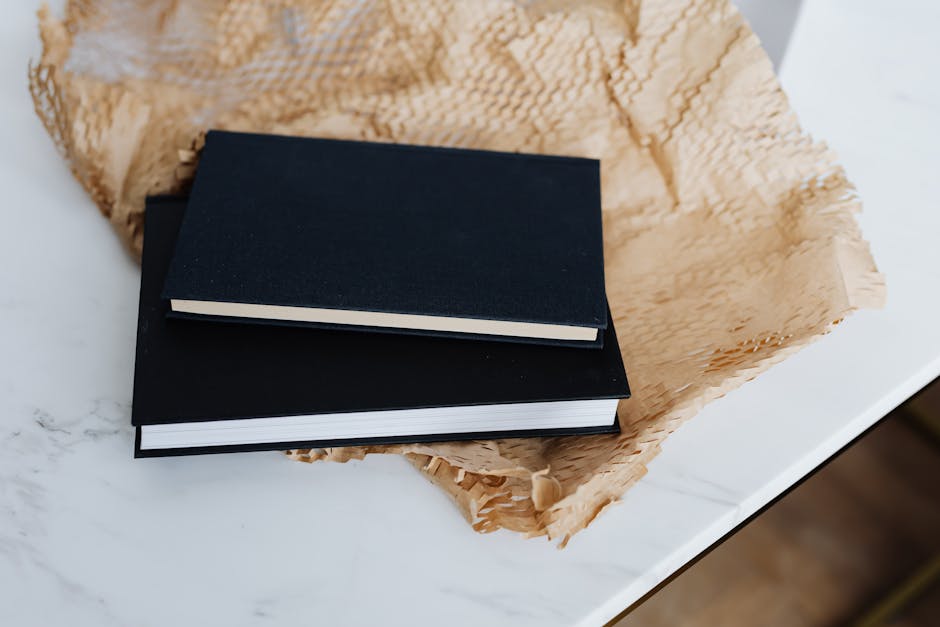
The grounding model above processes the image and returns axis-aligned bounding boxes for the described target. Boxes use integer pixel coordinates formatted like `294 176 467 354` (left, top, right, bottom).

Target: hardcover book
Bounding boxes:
162 130 607 347
135 197 629 457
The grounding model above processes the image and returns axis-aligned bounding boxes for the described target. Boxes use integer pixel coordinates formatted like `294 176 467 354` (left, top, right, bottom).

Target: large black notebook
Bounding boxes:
135 197 629 457
162 130 607 347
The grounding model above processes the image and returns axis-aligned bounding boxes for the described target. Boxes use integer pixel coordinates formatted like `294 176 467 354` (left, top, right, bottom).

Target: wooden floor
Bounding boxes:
616 380 940 627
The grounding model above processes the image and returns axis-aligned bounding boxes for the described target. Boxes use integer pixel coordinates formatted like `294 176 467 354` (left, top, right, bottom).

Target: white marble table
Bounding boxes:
2 1 938 625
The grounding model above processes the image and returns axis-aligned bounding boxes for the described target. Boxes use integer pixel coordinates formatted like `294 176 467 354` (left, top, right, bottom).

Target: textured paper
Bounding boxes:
31 0 885 545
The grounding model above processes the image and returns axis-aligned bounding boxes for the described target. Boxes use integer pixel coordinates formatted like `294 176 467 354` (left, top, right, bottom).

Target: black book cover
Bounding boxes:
162 130 607 347
134 197 629 457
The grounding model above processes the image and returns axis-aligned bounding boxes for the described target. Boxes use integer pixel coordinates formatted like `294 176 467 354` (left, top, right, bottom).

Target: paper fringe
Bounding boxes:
30 0 885 546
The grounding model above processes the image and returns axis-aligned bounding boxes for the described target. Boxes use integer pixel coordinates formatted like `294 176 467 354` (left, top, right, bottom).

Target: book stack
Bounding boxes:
132 131 630 457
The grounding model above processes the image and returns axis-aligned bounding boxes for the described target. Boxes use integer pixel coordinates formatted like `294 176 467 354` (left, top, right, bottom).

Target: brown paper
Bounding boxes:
31 0 885 545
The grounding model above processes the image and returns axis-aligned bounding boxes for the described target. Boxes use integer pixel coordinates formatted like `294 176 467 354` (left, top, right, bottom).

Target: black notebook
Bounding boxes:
162 130 607 347
134 197 629 457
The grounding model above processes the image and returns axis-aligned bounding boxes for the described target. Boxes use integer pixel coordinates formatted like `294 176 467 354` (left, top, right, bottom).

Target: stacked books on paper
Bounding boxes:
132 131 630 457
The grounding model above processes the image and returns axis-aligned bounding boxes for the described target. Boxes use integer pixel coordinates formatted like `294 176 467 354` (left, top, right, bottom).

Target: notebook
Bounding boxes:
134 197 629 457
162 130 607 347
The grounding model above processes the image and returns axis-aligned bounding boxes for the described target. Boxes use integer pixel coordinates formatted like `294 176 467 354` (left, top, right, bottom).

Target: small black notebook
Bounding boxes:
162 130 607 347
135 197 629 457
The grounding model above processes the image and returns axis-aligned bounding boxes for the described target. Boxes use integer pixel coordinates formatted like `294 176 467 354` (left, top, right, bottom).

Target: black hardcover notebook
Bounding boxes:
134 197 628 457
162 130 607 347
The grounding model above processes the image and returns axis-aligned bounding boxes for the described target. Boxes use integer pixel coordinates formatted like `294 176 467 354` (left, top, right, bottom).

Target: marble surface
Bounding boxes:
2 1 939 625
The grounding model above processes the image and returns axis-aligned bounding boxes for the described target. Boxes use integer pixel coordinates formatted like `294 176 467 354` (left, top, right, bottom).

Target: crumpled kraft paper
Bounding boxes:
31 0 885 545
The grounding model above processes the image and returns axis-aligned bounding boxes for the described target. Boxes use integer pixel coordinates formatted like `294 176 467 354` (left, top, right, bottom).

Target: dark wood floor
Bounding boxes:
616 380 940 627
